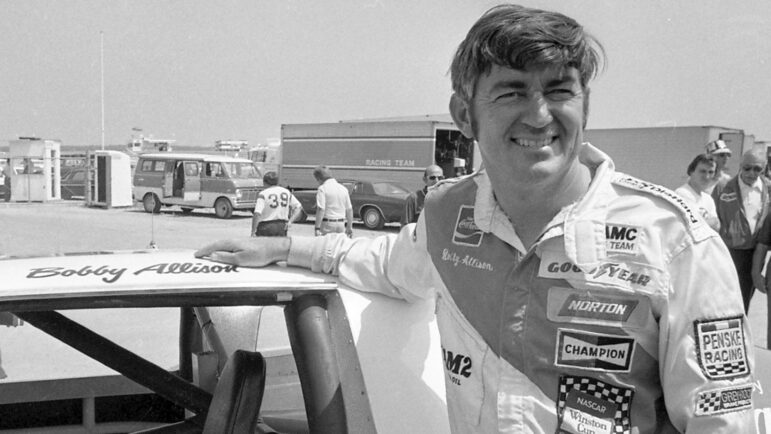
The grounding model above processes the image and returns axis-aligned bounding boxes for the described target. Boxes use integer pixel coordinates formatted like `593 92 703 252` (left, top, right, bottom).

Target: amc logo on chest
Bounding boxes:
605 224 640 254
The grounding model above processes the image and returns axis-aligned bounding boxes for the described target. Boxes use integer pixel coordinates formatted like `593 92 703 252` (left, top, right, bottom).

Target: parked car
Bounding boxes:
293 179 410 229
60 167 87 200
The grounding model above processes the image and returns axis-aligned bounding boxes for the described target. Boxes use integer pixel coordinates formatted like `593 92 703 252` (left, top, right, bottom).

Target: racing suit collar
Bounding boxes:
471 142 616 268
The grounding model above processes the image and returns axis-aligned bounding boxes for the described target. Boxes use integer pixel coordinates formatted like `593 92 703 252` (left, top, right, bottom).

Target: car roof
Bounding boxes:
139 153 253 163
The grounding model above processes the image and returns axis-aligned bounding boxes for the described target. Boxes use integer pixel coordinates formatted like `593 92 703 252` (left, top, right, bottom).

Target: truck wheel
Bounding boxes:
143 193 161 214
362 207 384 230
214 198 233 219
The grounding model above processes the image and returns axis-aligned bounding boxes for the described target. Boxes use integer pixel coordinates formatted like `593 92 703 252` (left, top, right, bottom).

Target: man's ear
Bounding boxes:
582 87 591 129
449 94 475 139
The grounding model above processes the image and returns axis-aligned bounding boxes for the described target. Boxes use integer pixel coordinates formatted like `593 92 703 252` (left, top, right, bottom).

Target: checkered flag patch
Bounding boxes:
704 359 747 377
696 390 722 414
557 375 634 434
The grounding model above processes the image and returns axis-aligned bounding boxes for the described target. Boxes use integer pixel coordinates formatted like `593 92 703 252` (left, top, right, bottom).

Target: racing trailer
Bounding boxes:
279 118 480 192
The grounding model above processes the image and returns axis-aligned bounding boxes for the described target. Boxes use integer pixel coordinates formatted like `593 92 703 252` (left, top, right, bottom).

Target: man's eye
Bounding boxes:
495 91 524 101
547 89 575 101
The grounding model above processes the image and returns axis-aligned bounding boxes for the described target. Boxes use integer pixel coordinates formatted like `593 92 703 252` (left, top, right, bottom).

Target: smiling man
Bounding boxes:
197 4 754 432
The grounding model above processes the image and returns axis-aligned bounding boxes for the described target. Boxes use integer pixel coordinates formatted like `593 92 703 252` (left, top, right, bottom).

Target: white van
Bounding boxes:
133 153 263 218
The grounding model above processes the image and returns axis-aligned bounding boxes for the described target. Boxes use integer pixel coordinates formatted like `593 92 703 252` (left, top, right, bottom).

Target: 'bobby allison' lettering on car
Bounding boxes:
25 262 238 284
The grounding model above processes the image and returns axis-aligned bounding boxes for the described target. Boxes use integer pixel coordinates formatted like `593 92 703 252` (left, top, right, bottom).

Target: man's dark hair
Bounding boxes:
263 171 279 186
686 154 716 176
313 165 333 182
450 4 605 103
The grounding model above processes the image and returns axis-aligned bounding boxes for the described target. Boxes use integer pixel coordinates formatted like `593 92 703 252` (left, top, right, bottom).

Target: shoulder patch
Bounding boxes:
693 316 750 380
695 384 753 416
612 175 700 227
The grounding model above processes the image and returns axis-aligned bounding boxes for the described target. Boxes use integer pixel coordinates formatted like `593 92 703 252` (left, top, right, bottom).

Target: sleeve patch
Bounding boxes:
694 316 750 380
695 384 753 416
612 175 700 226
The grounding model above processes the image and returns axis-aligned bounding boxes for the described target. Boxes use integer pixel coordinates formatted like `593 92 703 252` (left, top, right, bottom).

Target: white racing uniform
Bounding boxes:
288 144 755 433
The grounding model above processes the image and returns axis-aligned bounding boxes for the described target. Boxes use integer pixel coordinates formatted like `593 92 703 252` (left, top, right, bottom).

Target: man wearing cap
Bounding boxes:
251 171 303 237
705 139 732 193
713 149 770 312
402 164 444 226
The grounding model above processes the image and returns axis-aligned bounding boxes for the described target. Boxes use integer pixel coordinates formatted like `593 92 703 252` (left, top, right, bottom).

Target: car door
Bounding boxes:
182 161 202 202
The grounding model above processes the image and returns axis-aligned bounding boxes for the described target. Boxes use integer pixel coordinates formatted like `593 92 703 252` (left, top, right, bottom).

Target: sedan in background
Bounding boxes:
293 179 410 230
60 167 87 200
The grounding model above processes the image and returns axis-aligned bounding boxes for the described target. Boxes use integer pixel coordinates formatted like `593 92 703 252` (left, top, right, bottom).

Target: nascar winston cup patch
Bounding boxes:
694 316 749 379
557 375 633 434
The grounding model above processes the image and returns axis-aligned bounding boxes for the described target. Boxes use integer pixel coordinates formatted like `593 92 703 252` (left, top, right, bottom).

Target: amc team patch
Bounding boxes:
557 375 633 434
694 316 749 379
555 329 635 372
605 224 640 255
695 385 753 416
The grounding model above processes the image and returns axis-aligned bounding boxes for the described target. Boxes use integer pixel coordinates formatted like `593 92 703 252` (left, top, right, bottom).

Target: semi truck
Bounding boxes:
585 126 752 190
279 118 479 192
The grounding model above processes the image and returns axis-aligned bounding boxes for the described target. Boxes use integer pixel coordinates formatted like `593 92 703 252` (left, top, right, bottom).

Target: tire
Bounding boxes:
143 193 161 214
180 207 194 214
214 198 233 219
362 207 384 230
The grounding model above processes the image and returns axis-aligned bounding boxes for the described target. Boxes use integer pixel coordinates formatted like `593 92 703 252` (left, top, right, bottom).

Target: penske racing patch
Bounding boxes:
694 316 750 379
555 329 635 372
695 384 753 416
557 375 633 434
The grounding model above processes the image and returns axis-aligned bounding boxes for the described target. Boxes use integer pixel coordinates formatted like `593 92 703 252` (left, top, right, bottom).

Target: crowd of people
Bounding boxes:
202 3 758 431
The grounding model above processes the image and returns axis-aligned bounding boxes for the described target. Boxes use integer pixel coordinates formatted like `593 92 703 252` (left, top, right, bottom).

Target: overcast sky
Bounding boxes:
2 0 770 148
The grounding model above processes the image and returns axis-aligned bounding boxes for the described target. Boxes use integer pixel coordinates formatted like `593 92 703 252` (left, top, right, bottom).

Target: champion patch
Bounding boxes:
694 316 750 379
557 375 633 434
695 384 753 416
452 205 483 247
555 329 635 372
605 224 640 255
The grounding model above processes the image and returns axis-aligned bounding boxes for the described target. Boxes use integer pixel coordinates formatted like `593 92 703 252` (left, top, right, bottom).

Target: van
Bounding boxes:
133 153 263 218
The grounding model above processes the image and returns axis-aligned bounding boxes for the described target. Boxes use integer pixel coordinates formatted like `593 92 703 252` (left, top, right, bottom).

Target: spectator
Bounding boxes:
312 166 353 237
2 158 14 202
402 164 444 226
705 139 732 193
674 154 720 231
713 149 770 312
198 4 754 431
752 213 771 348
251 171 303 237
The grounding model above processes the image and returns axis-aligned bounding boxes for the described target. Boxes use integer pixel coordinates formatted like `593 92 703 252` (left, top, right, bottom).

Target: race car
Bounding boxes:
0 249 449 433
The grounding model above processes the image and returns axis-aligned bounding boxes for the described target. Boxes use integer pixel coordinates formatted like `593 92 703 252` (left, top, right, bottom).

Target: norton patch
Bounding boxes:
547 287 649 329
452 205 483 247
695 384 753 417
557 375 633 434
605 224 640 255
555 329 635 372
694 316 749 380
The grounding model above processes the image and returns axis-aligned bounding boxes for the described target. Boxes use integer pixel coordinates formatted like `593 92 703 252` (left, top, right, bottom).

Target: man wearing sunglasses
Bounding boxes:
401 165 444 226
713 149 770 312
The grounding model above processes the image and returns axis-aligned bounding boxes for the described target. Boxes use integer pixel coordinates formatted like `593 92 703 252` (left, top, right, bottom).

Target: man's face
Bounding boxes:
690 161 716 191
455 65 587 189
739 153 766 186
424 167 444 187
712 153 730 170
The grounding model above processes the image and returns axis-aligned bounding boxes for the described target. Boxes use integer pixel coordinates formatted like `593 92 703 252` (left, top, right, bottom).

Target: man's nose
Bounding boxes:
520 94 553 128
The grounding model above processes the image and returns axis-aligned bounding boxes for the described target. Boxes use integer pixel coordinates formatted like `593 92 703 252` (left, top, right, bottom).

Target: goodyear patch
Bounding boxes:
695 384 753 416
694 316 749 379
557 375 633 434
605 223 640 255
452 205 483 247
555 329 635 372
547 287 649 329
539 250 660 290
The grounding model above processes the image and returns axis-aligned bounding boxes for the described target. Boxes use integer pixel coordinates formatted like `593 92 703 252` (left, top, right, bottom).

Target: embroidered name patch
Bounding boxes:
555 329 635 372
452 205 483 247
695 384 753 416
694 317 749 379
557 375 633 434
